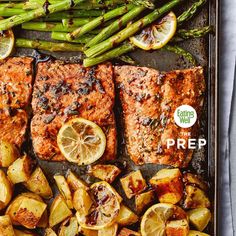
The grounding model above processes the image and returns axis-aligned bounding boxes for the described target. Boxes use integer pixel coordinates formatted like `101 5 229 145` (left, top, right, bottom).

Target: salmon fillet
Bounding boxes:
0 57 33 109
31 61 116 161
115 66 205 168
0 109 28 147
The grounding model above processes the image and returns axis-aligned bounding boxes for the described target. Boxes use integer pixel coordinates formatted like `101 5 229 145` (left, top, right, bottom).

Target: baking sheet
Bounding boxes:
11 0 218 234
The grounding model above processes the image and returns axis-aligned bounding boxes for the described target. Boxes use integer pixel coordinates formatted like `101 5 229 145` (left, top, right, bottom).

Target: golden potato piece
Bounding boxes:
14 229 39 236
150 168 183 204
66 170 89 192
49 195 72 227
187 208 211 231
183 173 208 191
73 188 93 216
0 141 19 167
98 223 118 236
44 228 57 236
120 170 147 199
0 215 15 236
135 190 155 214
14 197 47 229
24 167 53 199
89 164 121 183
79 226 98 236
118 228 141 236
184 185 210 209
7 155 33 184
58 217 79 236
117 205 139 226
188 230 210 236
54 175 73 209
166 219 189 236
0 170 13 210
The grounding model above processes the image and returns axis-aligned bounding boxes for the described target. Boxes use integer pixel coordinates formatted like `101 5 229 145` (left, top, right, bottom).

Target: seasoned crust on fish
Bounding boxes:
0 57 33 109
31 61 116 161
115 66 205 168
0 109 28 147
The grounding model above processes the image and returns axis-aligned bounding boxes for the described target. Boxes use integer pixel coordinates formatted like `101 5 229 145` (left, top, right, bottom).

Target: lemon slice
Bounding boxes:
141 203 188 236
0 18 15 60
76 181 120 230
130 11 177 50
57 118 106 165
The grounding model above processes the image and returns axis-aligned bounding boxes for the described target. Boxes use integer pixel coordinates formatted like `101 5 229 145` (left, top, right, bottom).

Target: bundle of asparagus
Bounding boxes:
0 0 212 67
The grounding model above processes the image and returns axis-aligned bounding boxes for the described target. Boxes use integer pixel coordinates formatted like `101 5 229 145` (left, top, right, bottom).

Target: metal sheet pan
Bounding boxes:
9 0 219 234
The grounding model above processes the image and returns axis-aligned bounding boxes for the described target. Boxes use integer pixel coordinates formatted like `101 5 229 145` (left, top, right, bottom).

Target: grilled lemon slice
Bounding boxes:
141 203 188 236
76 181 120 230
57 118 106 165
0 18 15 60
130 11 177 50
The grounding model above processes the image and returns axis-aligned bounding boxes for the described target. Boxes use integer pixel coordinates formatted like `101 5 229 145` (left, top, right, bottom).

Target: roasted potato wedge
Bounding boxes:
66 170 89 192
98 223 118 236
54 175 73 209
120 170 147 199
166 219 189 236
187 208 211 231
118 228 141 236
58 216 79 236
183 185 210 209
0 141 19 167
0 215 15 236
49 195 72 227
6 192 44 226
79 226 98 236
24 167 53 199
0 170 13 210
14 229 38 236
188 230 210 236
89 164 121 183
14 197 47 229
73 188 93 216
44 228 57 236
117 205 139 226
183 173 208 191
7 155 33 184
135 190 155 214
150 168 183 204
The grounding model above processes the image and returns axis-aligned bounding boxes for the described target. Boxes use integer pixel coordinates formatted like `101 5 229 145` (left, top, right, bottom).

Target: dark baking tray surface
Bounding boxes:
10 0 219 234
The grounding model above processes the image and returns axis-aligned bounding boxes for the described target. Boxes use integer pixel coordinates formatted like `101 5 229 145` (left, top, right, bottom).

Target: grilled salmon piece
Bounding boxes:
0 57 33 109
0 109 28 147
31 61 116 161
115 66 205 168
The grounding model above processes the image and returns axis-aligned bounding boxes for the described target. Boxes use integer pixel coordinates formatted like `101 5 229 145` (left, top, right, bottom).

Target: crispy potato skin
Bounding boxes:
115 66 205 167
66 170 89 192
166 219 189 236
118 228 141 236
0 141 19 167
135 190 155 214
120 170 147 199
117 205 139 226
150 168 183 204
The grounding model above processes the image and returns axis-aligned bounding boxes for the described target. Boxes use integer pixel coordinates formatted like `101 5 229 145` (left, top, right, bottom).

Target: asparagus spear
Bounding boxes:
0 3 25 8
162 45 197 65
0 0 85 31
173 26 213 41
22 22 78 32
22 22 102 33
62 18 94 27
86 5 145 47
85 0 182 58
83 42 135 67
177 0 206 25
67 4 135 40
0 7 26 17
15 38 84 52
51 31 94 44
